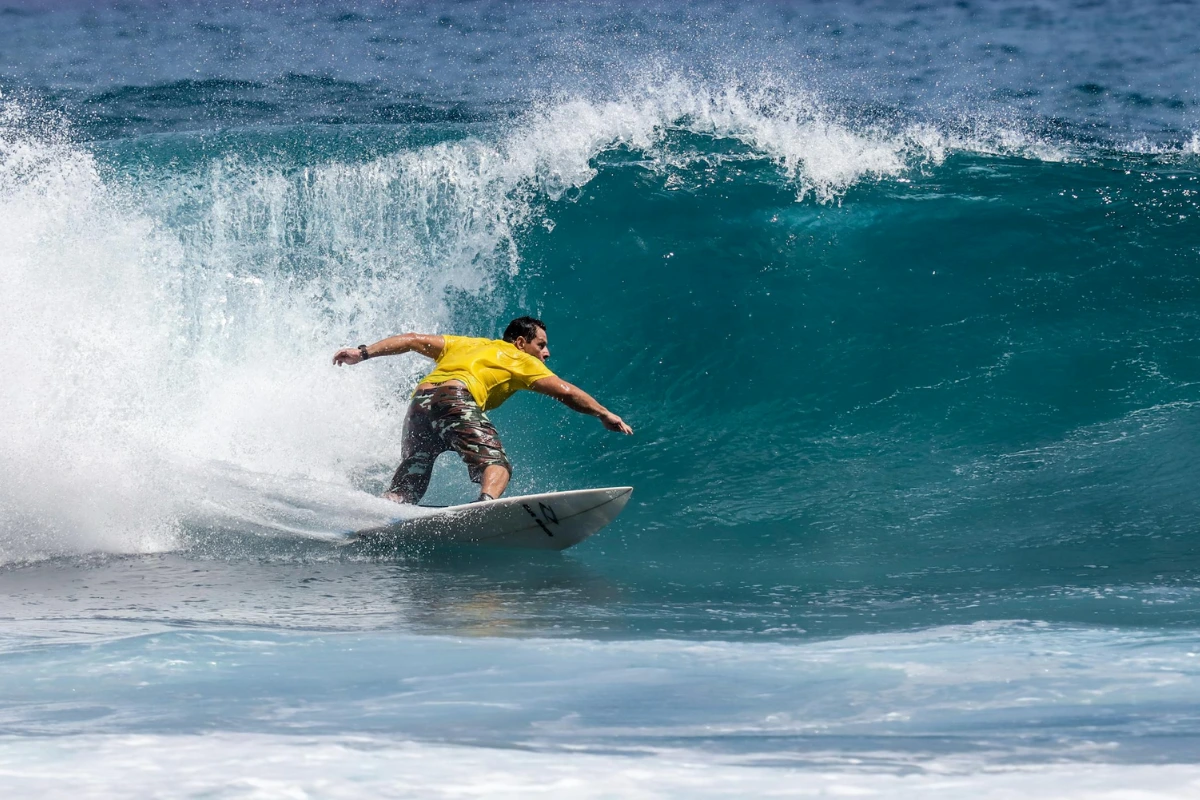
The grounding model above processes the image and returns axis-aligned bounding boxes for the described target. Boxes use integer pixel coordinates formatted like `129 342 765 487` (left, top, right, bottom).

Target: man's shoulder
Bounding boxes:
492 341 525 360
443 334 494 349
511 351 555 378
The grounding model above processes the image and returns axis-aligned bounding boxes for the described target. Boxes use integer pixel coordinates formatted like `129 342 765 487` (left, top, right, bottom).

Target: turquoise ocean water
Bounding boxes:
3 1 1200 796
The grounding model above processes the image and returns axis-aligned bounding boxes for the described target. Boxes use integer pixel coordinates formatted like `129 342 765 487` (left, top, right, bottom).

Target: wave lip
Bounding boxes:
497 75 1092 207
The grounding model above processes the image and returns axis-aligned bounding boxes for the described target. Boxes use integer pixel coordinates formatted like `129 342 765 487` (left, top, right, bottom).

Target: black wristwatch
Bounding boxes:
358 344 370 361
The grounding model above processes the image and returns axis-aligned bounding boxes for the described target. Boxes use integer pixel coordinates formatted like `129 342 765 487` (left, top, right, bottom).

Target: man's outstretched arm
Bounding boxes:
531 377 633 434
332 333 445 366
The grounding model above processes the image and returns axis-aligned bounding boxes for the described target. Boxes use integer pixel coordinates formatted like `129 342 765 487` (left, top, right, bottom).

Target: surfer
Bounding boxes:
333 316 633 504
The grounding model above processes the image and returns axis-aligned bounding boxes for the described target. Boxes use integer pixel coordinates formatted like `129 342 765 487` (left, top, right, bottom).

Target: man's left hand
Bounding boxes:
600 412 633 435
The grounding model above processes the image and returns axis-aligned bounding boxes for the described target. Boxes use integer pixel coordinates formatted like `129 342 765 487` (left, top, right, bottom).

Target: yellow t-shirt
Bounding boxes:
420 335 556 411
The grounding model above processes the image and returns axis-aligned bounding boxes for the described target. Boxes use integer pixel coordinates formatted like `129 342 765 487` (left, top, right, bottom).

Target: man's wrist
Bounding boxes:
358 344 370 361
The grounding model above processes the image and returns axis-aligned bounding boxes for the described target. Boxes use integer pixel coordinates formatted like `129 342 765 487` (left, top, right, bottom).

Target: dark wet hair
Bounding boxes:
503 316 546 343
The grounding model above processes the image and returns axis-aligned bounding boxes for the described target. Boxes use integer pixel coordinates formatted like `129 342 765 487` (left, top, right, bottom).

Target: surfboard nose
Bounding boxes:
579 487 633 537
602 486 633 511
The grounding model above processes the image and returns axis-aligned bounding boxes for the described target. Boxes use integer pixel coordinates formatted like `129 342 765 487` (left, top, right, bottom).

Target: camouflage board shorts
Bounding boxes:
388 383 511 503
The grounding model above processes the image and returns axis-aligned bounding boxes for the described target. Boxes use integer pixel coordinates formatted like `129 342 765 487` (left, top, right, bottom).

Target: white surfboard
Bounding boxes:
347 486 633 551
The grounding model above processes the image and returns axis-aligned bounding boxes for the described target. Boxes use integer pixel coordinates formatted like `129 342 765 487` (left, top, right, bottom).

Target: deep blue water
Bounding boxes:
2 1 1200 795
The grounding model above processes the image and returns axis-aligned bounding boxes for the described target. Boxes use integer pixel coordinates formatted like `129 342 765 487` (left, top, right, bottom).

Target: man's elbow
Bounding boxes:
555 383 581 403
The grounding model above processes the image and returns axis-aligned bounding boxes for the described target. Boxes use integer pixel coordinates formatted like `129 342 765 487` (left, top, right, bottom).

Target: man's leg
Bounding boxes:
479 464 510 500
430 389 513 501
386 395 441 504
385 454 435 504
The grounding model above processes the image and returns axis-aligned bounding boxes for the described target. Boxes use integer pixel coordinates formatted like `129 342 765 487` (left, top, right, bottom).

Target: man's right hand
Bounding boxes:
332 347 364 366
600 412 633 435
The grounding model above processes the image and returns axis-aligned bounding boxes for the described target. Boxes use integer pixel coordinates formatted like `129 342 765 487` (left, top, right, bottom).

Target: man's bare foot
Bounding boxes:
382 492 407 504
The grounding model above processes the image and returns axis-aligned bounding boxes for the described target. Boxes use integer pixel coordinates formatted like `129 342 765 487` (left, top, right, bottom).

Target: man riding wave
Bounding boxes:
333 316 632 504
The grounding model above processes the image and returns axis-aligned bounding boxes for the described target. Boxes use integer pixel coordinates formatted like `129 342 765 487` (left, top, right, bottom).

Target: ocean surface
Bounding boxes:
3 1 1200 796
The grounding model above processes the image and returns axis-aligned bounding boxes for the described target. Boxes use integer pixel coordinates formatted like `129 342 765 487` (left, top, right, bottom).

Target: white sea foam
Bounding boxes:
0 734 1199 800
0 106 454 563
0 104 184 560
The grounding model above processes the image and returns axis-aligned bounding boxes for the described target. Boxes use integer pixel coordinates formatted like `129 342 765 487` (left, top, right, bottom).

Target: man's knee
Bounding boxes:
390 454 435 495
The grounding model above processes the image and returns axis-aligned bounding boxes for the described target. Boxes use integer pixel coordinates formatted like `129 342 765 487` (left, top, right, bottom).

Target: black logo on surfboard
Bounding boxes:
522 502 559 537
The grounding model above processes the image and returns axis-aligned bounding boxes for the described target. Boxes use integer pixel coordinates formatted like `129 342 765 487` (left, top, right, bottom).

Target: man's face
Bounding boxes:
516 328 550 362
